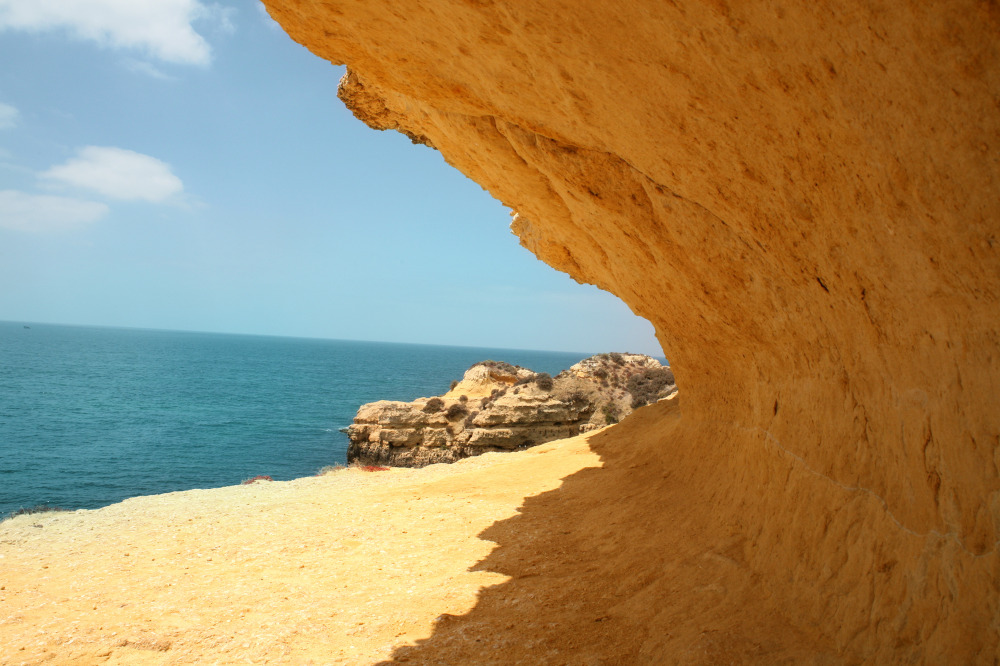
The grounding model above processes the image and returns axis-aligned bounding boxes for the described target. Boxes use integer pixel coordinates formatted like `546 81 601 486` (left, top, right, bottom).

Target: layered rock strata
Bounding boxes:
348 354 672 467
264 1 999 660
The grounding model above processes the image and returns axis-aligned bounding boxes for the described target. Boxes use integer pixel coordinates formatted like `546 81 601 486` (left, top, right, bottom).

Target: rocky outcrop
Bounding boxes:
347 355 673 467
263 2 998 660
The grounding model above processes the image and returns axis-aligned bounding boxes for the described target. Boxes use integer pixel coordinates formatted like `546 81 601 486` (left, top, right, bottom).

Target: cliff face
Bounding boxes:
264 1 999 660
348 355 671 466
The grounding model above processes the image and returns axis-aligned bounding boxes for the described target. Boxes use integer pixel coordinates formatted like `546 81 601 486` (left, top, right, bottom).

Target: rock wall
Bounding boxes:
348 355 671 467
264 1 999 660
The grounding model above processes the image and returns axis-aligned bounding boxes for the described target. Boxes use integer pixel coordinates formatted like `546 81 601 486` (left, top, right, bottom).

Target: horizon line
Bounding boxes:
1 319 667 362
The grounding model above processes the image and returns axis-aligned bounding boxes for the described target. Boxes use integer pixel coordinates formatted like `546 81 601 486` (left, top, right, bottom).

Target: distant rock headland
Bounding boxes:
347 354 675 467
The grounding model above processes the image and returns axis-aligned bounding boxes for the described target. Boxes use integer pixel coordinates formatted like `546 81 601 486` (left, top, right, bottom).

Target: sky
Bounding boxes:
0 0 663 356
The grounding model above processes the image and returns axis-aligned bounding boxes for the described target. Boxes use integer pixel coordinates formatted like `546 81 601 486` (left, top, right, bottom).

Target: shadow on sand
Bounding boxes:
378 398 831 665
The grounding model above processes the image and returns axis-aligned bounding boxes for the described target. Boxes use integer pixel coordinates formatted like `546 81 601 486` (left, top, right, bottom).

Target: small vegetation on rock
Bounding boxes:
422 397 445 413
602 403 620 424
445 403 469 421
464 410 479 428
627 368 676 408
535 372 554 391
609 352 624 365
481 387 508 408
449 380 459 391
481 360 522 375
242 475 273 485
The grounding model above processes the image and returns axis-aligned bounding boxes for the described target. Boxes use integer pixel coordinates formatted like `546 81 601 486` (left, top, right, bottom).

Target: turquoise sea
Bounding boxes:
0 321 597 518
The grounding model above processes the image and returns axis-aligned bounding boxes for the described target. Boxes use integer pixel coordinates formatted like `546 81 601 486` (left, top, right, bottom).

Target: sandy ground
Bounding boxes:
3 399 850 664
0 434 602 665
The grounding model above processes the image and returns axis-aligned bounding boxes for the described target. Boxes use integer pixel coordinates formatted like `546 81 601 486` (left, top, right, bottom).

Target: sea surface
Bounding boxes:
0 321 603 517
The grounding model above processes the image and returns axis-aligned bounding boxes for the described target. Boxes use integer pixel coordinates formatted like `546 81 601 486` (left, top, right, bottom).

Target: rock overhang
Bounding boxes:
262 1 999 659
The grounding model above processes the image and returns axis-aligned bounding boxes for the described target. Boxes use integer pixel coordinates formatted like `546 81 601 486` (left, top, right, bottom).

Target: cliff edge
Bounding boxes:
347 354 673 466
264 1 999 661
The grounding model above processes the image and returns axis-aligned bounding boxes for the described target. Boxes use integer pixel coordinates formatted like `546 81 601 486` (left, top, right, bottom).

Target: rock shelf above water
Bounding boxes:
347 354 674 467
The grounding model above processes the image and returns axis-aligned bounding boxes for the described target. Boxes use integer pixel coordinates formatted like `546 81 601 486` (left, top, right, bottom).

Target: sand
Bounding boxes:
2 398 865 664
0 434 602 664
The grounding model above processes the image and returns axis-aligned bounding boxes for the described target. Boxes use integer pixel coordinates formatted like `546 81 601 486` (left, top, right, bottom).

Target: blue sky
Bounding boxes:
0 0 662 356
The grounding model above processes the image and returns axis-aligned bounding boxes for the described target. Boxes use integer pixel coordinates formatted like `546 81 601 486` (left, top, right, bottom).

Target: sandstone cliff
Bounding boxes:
264 1 999 661
347 354 672 466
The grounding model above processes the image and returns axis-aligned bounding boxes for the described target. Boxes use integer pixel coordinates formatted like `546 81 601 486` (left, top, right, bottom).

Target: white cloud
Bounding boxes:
0 0 224 65
0 190 108 232
123 58 174 81
0 102 18 129
207 4 236 35
42 146 183 202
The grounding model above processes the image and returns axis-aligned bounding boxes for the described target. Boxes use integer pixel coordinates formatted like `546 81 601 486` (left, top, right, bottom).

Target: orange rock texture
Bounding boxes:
265 1 999 661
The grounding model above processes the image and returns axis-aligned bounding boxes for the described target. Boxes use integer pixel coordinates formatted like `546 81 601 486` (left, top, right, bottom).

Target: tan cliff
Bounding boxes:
347 354 672 466
263 1 1000 661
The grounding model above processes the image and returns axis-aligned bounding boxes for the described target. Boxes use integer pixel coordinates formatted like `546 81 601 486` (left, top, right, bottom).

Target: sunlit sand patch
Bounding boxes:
0 432 602 664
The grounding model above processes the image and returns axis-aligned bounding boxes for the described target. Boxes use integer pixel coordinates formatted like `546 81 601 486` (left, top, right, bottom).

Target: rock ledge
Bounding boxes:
347 354 674 467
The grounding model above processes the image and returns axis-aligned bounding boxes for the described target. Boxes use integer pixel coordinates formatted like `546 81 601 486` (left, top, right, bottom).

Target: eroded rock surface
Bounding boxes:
347 355 672 467
264 1 999 661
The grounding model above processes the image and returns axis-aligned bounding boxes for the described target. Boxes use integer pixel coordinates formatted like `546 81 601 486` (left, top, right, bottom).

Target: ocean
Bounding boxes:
0 321 601 518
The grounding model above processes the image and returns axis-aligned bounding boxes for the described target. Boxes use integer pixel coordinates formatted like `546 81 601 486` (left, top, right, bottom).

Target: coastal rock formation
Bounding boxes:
264 1 999 661
347 354 672 467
